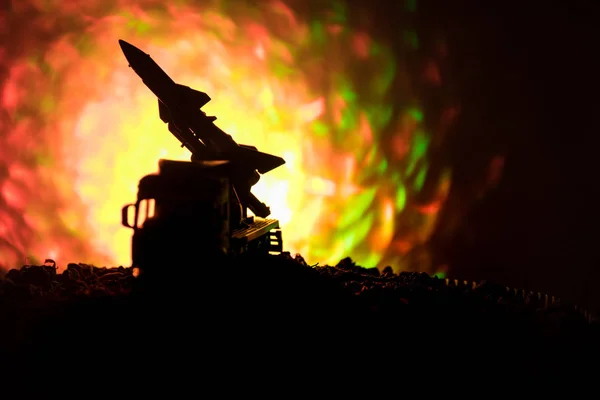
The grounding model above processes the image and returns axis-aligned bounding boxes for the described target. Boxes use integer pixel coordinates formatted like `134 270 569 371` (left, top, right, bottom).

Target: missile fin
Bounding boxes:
175 84 211 109
158 100 171 123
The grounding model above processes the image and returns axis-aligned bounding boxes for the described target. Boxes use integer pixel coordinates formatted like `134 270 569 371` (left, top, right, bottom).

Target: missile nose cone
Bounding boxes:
118 39 134 52
118 39 147 63
118 39 130 52
119 39 138 55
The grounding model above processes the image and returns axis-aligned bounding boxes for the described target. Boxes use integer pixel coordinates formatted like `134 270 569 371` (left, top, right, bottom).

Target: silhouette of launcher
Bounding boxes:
118 39 285 218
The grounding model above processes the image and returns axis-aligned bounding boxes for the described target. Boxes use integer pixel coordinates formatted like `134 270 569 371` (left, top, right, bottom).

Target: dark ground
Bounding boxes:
1 255 598 395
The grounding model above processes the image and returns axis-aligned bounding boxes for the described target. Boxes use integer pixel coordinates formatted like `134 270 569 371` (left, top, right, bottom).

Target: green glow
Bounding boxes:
377 63 397 94
312 121 328 136
337 187 378 229
339 107 356 131
332 213 375 263
406 131 429 176
345 213 375 250
311 21 326 45
412 132 428 160
414 163 428 191
408 108 424 122
127 18 152 35
364 145 377 164
272 62 295 78
359 253 381 269
376 159 387 175
339 81 357 102
396 184 407 211
367 105 394 130
372 48 396 95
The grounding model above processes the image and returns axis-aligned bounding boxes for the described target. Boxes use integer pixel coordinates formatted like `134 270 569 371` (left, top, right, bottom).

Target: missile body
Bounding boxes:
118 40 285 174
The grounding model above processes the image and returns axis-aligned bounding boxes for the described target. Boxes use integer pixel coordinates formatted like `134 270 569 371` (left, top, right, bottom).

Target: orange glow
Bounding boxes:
0 1 460 273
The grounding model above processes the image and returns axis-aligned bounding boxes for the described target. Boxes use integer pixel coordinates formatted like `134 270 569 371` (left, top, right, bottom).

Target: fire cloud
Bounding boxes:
0 0 459 273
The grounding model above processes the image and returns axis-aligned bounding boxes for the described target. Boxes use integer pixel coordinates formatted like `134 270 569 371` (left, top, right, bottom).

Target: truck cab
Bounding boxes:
121 159 283 274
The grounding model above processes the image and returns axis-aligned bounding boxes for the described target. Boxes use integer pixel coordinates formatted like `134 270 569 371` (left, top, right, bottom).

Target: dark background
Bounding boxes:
425 1 599 312
355 0 600 312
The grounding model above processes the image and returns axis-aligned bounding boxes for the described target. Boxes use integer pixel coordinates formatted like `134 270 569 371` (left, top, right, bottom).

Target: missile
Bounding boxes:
119 39 286 217
118 39 285 175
